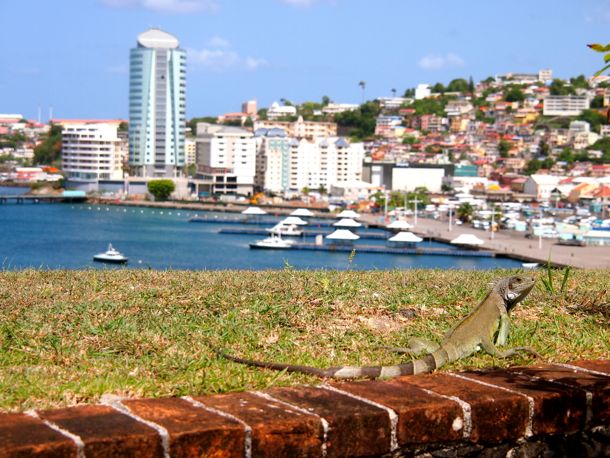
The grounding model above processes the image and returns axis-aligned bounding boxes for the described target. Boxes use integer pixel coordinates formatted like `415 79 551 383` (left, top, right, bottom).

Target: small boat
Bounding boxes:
250 234 294 249
266 223 303 237
521 262 539 269
93 243 128 264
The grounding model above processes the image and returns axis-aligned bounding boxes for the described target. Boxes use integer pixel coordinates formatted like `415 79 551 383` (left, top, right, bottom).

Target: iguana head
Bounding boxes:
497 274 536 310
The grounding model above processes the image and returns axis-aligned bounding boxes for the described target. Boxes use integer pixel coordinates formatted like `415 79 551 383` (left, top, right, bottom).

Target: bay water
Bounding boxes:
0 187 522 270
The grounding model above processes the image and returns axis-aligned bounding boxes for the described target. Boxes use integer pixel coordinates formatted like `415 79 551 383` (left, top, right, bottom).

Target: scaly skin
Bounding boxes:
218 274 537 379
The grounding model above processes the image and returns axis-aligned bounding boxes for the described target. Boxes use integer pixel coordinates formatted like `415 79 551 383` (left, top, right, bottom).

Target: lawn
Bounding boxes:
0 268 608 411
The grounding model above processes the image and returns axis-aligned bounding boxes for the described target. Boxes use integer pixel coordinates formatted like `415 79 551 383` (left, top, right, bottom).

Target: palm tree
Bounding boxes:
457 202 474 223
358 80 366 102
391 88 397 97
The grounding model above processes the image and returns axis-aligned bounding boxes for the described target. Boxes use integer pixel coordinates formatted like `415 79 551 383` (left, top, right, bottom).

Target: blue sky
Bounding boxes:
2 0 610 121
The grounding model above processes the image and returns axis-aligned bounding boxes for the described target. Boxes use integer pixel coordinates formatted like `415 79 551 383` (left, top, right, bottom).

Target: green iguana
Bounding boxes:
218 274 538 379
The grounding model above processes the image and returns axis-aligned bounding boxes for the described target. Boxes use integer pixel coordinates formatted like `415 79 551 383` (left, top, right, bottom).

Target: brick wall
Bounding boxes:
1 360 609 457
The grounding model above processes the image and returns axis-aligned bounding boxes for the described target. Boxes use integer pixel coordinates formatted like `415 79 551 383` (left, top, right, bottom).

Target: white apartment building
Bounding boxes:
254 128 292 194
321 103 359 115
195 124 256 196
267 102 297 119
254 116 337 139
415 84 431 100
287 137 364 193
61 122 127 188
543 96 589 116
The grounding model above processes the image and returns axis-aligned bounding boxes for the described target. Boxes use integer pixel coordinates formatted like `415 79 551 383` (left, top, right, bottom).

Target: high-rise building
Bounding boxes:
128 28 186 177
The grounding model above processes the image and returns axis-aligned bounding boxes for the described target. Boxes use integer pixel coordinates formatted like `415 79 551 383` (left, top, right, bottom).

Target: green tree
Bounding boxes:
590 95 604 108
557 147 575 163
301 186 310 197
525 158 542 175
318 184 327 196
358 80 366 102
244 117 254 128
257 108 268 120
446 78 469 93
587 137 610 163
147 179 175 201
457 202 474 222
403 88 415 97
498 140 511 158
549 79 575 96
33 123 63 165
334 100 381 141
321 95 331 106
570 74 590 90
468 76 475 94
504 86 525 103
118 121 128 132
577 109 608 133
410 97 447 116
431 82 445 93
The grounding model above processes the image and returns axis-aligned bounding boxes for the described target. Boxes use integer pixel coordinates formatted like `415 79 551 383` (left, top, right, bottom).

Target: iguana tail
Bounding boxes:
218 350 443 379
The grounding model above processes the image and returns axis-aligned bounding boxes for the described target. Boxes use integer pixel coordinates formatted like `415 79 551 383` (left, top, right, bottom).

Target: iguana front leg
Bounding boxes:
481 337 540 359
495 313 511 346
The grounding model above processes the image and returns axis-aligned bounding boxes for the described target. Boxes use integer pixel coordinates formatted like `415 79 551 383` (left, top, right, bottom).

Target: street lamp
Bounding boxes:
448 204 454 232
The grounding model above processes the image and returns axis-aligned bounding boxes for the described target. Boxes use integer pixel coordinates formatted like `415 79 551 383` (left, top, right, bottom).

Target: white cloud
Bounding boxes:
207 36 230 48
187 39 267 72
418 53 465 70
100 0 219 14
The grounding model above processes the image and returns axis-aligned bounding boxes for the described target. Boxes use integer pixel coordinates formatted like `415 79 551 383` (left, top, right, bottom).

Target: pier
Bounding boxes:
219 227 387 239
252 242 496 257
0 194 86 204
189 216 337 227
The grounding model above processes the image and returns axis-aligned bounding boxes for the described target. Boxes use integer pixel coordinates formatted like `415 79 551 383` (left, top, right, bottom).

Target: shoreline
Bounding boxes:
93 198 610 269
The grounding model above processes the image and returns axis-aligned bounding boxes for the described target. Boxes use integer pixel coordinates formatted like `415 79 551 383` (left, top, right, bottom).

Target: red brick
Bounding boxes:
123 397 245 458
0 413 76 457
336 378 464 446
463 367 588 436
509 364 610 426
403 373 530 443
568 360 610 375
268 385 391 457
38 405 163 457
194 392 322 458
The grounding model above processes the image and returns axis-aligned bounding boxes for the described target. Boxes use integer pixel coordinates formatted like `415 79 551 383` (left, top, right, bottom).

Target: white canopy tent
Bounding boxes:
241 206 267 215
450 233 484 246
325 229 360 240
333 218 362 228
280 216 308 226
290 208 314 217
336 210 361 219
388 231 423 243
386 220 413 230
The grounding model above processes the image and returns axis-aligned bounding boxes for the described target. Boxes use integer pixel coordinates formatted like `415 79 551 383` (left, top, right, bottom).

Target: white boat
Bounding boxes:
266 223 303 237
93 243 128 264
250 234 294 249
521 262 539 269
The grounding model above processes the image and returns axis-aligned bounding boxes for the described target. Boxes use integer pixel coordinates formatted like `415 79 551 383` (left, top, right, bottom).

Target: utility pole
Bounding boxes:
409 197 419 226
448 204 453 232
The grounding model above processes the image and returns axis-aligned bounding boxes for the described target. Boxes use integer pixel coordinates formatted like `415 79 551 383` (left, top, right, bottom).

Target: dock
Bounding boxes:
219 227 388 239
0 194 86 204
189 216 337 227
253 242 495 257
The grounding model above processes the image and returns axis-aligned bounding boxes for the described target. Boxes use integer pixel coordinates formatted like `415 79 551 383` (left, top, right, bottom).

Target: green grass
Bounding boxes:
0 269 608 412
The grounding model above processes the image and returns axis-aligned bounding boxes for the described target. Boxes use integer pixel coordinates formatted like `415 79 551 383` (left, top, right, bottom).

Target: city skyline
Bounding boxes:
2 0 610 121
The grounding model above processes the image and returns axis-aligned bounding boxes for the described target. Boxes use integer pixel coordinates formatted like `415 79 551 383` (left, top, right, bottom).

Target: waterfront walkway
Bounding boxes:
361 215 610 269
